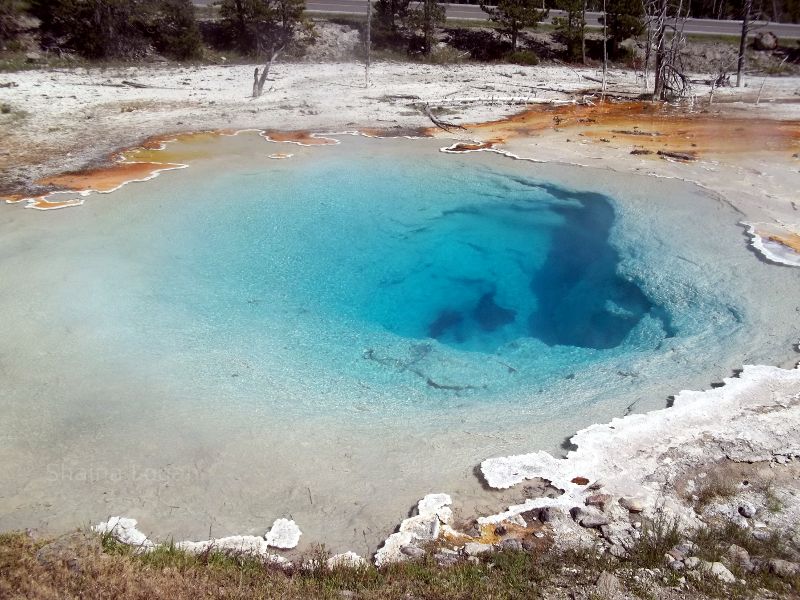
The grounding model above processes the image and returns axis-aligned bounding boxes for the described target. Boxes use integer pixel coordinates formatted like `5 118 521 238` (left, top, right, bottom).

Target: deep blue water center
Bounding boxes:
191 145 669 357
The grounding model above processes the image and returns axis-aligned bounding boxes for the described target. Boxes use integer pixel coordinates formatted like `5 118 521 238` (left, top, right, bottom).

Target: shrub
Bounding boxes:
29 0 202 60
0 0 21 43
505 49 539 65
149 0 203 60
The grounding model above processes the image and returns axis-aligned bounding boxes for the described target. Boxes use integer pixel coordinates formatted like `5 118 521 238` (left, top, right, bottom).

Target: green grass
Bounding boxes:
4 516 800 600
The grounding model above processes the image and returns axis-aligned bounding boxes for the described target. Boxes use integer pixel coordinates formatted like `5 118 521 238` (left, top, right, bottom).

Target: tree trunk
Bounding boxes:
601 0 607 99
653 0 668 99
581 0 587 64
511 27 518 52
366 0 371 87
736 0 751 87
253 46 284 98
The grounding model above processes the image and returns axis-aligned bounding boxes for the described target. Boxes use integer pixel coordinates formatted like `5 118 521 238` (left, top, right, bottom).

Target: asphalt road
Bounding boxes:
196 0 800 39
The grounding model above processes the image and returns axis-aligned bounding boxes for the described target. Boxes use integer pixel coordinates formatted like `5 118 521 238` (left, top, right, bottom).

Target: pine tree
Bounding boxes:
553 0 585 62
479 0 548 52
604 0 644 55
407 0 444 54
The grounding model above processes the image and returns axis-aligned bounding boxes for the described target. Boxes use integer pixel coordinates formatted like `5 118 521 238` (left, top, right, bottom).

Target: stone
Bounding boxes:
738 502 756 518
684 557 701 569
339 591 356 600
727 544 751 568
581 514 610 528
753 529 771 541
585 494 612 511
399 514 440 541
619 497 645 513
669 561 685 571
768 559 800 578
464 542 493 556
704 561 736 583
609 544 629 559
522 539 537 551
400 545 425 559
667 547 687 562
25 52 42 63
498 538 522 552
753 31 779 51
596 571 622 597
538 506 564 523
434 552 459 567
571 507 609 528
35 532 102 572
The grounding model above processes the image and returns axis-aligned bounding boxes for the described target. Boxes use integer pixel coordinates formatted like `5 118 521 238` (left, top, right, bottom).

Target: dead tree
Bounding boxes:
253 45 285 98
646 0 690 100
736 0 752 87
365 0 372 87
219 0 308 99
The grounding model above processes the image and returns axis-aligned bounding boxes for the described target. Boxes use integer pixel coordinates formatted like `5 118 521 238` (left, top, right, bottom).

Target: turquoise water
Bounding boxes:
1 132 798 551
205 167 653 347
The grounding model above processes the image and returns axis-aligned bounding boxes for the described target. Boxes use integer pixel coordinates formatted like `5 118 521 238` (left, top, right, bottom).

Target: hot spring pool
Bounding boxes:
1 132 798 552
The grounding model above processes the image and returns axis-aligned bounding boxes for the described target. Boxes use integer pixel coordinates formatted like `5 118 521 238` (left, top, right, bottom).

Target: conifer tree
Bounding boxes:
479 0 548 52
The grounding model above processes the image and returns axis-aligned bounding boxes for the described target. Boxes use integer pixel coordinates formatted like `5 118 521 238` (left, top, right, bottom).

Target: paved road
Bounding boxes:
196 0 800 39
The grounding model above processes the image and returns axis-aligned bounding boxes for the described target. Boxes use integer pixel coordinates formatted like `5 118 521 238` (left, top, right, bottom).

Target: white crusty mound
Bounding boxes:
374 493 453 567
743 222 800 267
264 518 302 549
479 363 800 528
93 517 155 552
94 515 306 566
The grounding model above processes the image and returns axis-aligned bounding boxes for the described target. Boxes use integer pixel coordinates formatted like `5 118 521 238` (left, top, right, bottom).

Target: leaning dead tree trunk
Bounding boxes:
365 0 372 87
252 45 285 98
736 0 752 87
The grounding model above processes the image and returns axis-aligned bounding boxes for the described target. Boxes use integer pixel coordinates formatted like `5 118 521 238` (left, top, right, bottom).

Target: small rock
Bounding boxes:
684 557 701 569
609 544 629 559
339 591 357 600
433 552 459 567
498 538 523 552
667 547 687 562
670 560 685 571
768 559 800 578
571 507 610 528
706 561 736 583
738 502 756 518
753 529 771 541
753 31 779 51
727 544 751 568
585 494 612 511
506 514 526 527
25 52 43 63
400 545 425 559
463 542 493 556
538 506 564 523
522 538 539 551
596 571 622 596
619 497 645 513
35 532 101 573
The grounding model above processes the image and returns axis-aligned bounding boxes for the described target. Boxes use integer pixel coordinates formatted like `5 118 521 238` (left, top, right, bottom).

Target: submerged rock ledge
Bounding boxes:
98 358 800 568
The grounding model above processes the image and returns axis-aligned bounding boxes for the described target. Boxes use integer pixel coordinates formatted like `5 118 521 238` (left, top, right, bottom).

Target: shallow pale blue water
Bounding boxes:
2 132 798 551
